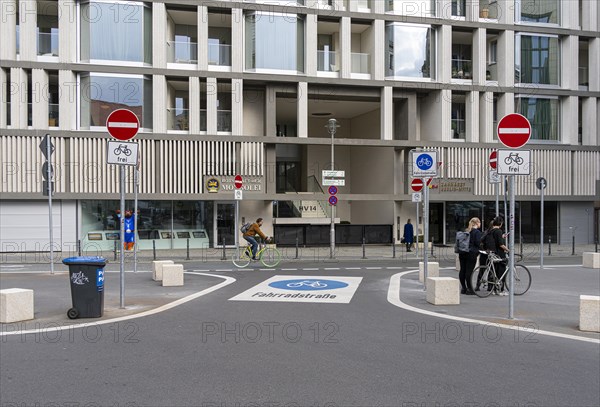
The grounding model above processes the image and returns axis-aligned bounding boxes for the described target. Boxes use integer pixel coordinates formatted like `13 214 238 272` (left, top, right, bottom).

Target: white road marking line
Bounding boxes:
346 267 361 270
259 269 272 271
216 269 233 272
386 267 403 269
0 273 236 337
324 268 340 270
387 271 600 345
282 268 298 271
366 267 382 270
302 268 319 271
192 269 210 272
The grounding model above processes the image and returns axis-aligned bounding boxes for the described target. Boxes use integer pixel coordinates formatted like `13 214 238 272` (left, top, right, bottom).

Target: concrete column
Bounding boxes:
232 78 243 136
0 69 6 128
297 82 308 138
466 0 479 21
436 0 451 19
207 77 218 134
581 0 598 32
340 17 351 79
498 30 514 88
305 14 318 77
265 86 276 137
499 0 515 25
473 28 486 85
372 20 384 81
10 68 28 129
479 92 494 143
347 0 358 12
581 98 597 146
58 69 76 130
198 6 208 71
189 77 201 134
497 93 514 121
589 38 600 92
58 1 77 63
333 0 344 11
231 8 244 73
438 25 452 83
561 96 578 145
265 145 276 194
562 0 579 29
19 0 37 61
407 94 418 142
31 68 49 129
152 2 167 68
372 0 385 14
561 36 578 90
466 91 479 143
440 89 452 141
152 75 167 133
1 0 17 60
381 87 393 141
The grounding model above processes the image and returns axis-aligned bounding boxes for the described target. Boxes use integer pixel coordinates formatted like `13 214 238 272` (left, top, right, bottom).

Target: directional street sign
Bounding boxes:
235 174 243 189
107 141 139 166
39 135 55 159
497 113 531 149
412 151 438 177
106 109 140 141
489 150 498 169
322 170 345 186
412 192 422 203
322 170 345 177
497 149 531 175
411 179 424 192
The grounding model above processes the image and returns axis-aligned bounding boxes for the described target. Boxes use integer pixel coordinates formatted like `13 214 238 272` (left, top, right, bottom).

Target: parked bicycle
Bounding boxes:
232 237 282 268
471 250 532 297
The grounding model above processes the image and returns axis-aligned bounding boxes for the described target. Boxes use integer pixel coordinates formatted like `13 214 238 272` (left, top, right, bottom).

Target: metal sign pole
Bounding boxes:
415 200 419 258
120 165 125 309
423 178 429 288
540 181 544 270
235 200 239 248
495 183 499 218
47 136 54 275
133 166 139 273
503 176 508 221
509 175 515 319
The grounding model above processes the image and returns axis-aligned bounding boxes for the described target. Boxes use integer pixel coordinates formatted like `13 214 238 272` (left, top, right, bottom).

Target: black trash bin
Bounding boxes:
62 256 107 319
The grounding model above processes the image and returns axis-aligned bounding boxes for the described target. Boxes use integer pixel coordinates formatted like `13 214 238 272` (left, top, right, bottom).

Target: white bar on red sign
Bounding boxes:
498 128 529 134
108 122 138 128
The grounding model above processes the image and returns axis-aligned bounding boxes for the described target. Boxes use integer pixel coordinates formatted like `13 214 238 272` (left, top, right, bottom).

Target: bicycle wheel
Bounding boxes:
260 247 282 268
471 266 494 298
505 264 532 295
232 247 251 268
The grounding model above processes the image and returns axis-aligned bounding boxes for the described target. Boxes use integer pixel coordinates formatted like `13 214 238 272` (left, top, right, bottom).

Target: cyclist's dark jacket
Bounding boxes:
483 228 505 256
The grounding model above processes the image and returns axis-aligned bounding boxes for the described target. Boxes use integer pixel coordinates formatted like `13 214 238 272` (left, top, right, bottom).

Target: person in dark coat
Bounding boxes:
458 217 482 295
403 219 414 252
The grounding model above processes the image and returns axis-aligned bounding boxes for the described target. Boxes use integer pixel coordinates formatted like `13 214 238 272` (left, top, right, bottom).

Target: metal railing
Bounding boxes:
208 43 231 66
48 103 59 127
351 52 370 74
217 110 232 132
167 41 198 64
167 108 189 131
317 50 339 72
37 31 58 56
452 58 472 79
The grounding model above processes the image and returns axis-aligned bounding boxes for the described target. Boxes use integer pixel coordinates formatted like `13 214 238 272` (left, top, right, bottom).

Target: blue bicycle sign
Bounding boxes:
412 150 438 177
416 154 433 170
269 279 349 291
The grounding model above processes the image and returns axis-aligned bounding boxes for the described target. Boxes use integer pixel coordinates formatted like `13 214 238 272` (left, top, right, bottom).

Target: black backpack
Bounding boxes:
240 222 252 233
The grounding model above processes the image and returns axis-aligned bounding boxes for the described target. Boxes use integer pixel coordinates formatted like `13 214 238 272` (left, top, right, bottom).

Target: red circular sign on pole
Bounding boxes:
106 109 140 141
411 179 424 192
234 175 243 189
489 150 497 169
497 113 531 149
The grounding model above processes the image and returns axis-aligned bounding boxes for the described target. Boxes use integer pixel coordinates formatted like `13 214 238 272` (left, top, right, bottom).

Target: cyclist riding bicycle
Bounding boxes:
242 218 270 260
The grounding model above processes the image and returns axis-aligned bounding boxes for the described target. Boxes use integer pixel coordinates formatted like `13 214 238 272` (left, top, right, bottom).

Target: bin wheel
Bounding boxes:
67 308 79 319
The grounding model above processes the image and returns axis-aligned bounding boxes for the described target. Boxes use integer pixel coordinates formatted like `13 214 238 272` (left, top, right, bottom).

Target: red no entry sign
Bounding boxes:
234 174 243 189
489 150 497 169
411 179 424 192
106 109 140 141
497 113 531 149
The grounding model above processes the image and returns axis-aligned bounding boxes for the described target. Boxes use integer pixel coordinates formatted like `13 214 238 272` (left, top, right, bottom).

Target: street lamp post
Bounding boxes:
327 119 339 259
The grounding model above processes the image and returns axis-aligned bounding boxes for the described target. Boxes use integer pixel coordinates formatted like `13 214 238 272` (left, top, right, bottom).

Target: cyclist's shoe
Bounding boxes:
491 291 498 296
499 291 508 296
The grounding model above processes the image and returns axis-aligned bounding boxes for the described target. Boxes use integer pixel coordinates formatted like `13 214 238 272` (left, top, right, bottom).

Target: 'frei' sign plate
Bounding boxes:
107 141 139 166
496 149 532 175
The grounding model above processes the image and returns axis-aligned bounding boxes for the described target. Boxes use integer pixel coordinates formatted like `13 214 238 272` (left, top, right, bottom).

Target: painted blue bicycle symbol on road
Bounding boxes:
416 154 434 170
269 279 349 291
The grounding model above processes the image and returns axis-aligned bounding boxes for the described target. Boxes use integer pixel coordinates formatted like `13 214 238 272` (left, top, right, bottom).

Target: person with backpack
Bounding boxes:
480 216 509 295
456 217 482 295
242 218 269 260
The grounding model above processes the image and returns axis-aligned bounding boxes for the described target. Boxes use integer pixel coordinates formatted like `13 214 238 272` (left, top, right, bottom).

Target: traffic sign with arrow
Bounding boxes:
39 135 55 159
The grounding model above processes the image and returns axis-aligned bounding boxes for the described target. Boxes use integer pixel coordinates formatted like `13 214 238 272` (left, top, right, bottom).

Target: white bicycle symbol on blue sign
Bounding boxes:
416 154 433 170
286 280 328 288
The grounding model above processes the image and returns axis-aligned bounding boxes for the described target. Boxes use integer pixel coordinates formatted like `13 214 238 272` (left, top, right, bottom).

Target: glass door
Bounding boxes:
215 202 236 248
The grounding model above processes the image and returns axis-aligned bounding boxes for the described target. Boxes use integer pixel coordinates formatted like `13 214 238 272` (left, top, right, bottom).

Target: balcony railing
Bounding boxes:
37 31 58 56
317 50 339 72
579 67 589 87
208 43 231 66
351 52 370 74
49 103 59 127
167 108 189 131
452 59 472 79
167 41 198 64
217 110 232 132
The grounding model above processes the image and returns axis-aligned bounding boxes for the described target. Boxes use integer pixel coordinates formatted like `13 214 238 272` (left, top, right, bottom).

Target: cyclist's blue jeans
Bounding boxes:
244 236 258 259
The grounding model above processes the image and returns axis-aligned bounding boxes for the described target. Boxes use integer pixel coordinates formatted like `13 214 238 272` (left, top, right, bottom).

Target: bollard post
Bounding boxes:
548 236 551 256
572 235 575 256
221 238 226 260
113 240 117 261
77 240 82 257
295 235 299 259
362 236 366 259
152 240 156 260
430 237 434 258
186 238 191 261
392 241 396 259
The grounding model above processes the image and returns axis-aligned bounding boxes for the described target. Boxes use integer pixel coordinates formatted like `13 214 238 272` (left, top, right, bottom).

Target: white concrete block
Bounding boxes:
579 295 600 332
0 288 34 323
419 262 439 283
152 260 174 281
426 277 460 305
162 264 184 287
582 252 600 269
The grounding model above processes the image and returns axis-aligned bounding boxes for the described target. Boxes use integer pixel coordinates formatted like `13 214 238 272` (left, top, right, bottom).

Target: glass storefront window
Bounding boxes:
517 0 559 25
515 34 559 86
80 73 153 129
516 97 559 141
80 1 152 64
385 23 434 79
245 12 304 72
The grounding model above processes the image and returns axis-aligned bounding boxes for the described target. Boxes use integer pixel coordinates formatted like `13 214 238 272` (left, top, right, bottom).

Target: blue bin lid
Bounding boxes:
62 256 107 265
